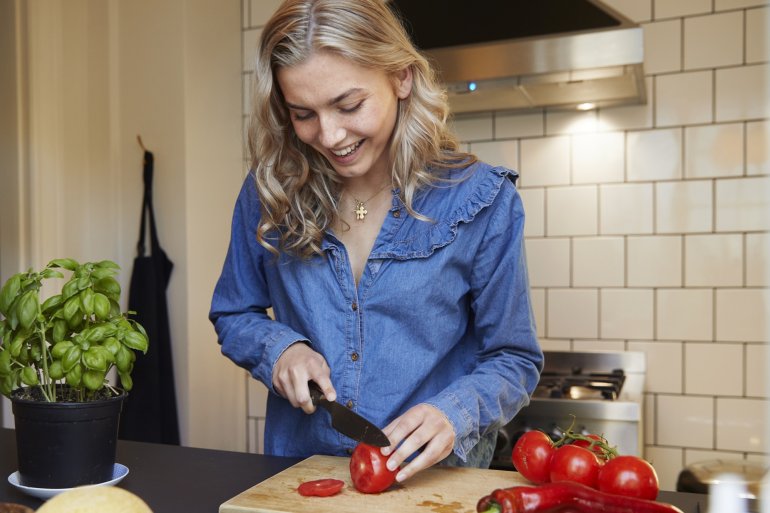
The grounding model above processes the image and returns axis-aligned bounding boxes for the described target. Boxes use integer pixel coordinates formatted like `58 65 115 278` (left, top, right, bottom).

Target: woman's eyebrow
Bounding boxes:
285 88 365 110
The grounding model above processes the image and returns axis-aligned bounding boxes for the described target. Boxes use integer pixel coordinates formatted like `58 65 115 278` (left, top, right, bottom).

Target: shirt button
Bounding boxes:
346 400 354 409
351 352 359 361
393 210 401 218
351 302 358 311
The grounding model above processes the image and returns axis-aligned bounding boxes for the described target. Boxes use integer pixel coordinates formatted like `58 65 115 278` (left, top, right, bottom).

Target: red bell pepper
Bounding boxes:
477 481 684 513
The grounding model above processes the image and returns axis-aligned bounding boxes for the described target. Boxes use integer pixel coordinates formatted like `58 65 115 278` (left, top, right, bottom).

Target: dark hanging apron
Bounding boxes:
119 150 180 445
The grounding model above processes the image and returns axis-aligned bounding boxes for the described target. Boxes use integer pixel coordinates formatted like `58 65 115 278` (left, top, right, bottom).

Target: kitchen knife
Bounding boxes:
309 381 390 447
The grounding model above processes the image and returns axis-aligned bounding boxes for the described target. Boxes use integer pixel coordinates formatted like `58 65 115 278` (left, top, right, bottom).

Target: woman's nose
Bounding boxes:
318 115 345 148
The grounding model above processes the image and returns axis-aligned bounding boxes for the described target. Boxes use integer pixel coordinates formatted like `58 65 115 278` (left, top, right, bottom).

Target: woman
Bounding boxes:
209 0 542 483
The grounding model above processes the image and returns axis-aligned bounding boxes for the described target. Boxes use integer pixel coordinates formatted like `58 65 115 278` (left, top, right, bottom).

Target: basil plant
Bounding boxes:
0 258 148 402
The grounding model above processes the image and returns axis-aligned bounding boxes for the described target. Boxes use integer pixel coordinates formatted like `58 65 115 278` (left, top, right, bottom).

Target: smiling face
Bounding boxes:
276 50 412 183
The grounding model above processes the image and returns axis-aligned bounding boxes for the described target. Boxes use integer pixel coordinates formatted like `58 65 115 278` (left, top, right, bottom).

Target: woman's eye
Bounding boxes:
340 101 363 114
289 109 315 121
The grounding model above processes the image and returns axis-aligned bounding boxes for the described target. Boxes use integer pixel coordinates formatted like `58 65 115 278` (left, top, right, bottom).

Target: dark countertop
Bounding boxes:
0 427 717 512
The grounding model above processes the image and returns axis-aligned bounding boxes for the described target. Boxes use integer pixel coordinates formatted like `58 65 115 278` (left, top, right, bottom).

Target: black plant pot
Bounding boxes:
11 387 126 488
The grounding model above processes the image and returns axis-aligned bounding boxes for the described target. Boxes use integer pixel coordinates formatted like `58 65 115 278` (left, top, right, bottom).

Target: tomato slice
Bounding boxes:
297 478 345 497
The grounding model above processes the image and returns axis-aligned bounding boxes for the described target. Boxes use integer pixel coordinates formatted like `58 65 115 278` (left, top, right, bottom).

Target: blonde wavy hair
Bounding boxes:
249 0 476 258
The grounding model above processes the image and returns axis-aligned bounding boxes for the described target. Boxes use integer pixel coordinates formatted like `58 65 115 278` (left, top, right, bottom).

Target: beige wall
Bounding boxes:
0 0 247 451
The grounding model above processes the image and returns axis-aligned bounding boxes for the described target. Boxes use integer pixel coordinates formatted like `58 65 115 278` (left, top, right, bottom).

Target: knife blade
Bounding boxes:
309 381 390 447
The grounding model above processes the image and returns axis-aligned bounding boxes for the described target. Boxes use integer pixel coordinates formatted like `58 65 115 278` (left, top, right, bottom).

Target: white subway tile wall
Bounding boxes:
643 20 682 75
600 183 655 234
627 128 683 182
239 1 770 490
656 71 714 126
684 12 743 70
746 7 769 63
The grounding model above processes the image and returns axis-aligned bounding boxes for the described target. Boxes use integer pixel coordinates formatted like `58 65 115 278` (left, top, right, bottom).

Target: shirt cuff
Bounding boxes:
425 392 476 462
256 329 311 394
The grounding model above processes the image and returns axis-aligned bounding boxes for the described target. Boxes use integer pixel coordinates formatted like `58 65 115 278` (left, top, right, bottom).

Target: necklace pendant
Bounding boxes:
354 201 368 221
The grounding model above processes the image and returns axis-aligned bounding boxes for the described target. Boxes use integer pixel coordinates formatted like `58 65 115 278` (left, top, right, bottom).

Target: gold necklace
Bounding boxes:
349 183 392 221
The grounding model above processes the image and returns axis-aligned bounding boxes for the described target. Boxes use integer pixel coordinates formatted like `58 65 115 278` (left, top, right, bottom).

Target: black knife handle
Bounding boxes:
308 380 324 406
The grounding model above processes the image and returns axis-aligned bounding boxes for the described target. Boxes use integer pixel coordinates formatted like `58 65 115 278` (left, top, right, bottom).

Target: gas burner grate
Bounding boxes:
533 369 626 401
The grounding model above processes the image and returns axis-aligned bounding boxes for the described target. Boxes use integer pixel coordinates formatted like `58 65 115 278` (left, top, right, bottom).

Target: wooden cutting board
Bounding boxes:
220 455 529 513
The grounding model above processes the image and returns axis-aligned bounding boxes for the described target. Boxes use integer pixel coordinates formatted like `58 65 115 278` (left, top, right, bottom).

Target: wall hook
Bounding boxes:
137 134 148 152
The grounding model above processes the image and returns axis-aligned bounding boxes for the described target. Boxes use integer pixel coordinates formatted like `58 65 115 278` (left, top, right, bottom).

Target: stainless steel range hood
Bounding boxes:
388 0 646 114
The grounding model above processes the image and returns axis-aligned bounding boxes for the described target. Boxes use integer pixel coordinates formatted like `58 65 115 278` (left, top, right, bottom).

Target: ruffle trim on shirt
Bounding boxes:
373 164 518 260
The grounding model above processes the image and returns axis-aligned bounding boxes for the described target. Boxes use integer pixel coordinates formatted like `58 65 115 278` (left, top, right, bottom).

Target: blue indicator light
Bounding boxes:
468 81 477 92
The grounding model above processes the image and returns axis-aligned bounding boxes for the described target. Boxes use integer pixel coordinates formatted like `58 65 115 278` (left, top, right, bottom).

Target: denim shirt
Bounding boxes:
209 161 543 466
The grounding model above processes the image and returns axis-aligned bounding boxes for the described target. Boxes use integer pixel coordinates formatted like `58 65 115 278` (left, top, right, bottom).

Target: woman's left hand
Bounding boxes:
380 403 455 483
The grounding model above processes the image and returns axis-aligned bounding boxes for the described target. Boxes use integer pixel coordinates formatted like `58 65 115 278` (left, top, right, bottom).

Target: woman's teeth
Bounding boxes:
332 141 361 157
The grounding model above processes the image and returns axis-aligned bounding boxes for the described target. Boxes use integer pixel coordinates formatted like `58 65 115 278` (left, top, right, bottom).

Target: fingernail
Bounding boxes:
396 471 406 482
380 447 391 456
386 459 397 471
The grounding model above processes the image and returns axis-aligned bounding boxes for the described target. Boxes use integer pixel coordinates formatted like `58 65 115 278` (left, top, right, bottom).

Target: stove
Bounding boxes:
491 350 646 470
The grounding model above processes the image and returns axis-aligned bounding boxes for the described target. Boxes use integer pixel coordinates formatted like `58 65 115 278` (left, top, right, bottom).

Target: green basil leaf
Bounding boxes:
0 373 14 396
93 293 111 320
80 288 95 316
41 293 64 313
62 346 82 373
40 269 64 280
115 346 132 372
63 296 82 323
0 274 22 316
52 319 68 344
21 366 38 386
118 371 133 392
82 369 105 391
65 363 82 387
0 350 12 375
17 290 39 330
62 279 80 300
9 338 23 358
96 260 120 270
95 277 121 299
83 347 107 372
103 337 121 355
49 360 64 380
122 331 149 353
49 258 79 271
51 340 74 359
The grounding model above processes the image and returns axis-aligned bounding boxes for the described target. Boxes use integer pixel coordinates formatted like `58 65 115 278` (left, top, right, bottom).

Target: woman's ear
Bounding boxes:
393 66 413 100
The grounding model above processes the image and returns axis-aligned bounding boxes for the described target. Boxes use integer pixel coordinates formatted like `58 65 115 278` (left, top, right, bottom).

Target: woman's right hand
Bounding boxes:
272 343 336 414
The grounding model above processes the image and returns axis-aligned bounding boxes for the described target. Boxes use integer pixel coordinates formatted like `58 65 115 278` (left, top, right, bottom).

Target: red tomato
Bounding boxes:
349 443 398 494
549 445 602 488
511 430 555 484
571 434 610 460
598 455 660 500
297 478 345 497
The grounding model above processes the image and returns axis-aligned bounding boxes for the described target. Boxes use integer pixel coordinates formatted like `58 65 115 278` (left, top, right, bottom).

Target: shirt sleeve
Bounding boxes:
209 174 309 392
424 173 543 461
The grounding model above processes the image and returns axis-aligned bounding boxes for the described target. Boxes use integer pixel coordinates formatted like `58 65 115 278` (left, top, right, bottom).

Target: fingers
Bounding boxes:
381 404 455 483
272 343 335 414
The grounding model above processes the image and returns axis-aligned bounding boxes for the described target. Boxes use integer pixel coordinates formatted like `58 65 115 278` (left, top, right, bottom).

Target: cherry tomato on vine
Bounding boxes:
511 430 555 484
297 478 345 497
598 455 660 500
349 443 398 494
549 444 602 488
571 434 611 460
